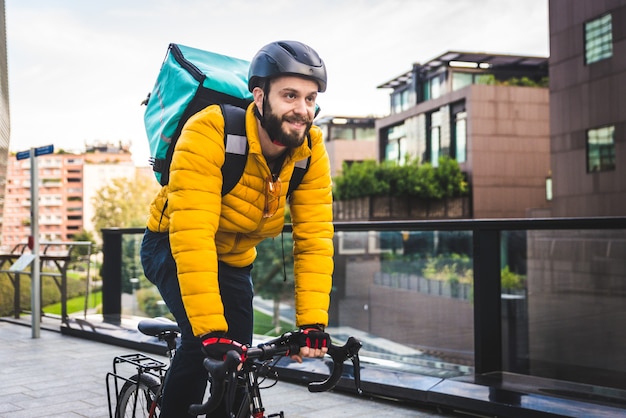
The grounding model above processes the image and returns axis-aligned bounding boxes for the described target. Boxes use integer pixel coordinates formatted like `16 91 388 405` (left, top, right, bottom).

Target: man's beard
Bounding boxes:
262 102 312 148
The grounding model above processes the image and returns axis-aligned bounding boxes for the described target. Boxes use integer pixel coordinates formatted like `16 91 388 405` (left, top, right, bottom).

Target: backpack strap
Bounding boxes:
286 134 311 198
220 104 248 196
221 103 311 198
155 89 252 187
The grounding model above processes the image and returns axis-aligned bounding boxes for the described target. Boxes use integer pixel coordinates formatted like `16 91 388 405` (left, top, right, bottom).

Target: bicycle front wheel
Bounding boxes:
115 373 161 418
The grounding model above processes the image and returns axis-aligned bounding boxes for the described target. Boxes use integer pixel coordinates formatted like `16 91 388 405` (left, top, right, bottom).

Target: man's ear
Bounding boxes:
252 87 264 116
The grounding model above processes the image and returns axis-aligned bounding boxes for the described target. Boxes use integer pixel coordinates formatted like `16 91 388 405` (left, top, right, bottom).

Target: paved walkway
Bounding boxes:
0 320 460 418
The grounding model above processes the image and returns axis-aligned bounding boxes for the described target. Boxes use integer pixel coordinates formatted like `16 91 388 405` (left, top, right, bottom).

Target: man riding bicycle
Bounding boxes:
140 40 333 418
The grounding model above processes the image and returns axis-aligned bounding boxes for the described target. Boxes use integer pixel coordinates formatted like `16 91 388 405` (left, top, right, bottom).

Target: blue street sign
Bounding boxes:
34 144 54 156
15 144 54 160
16 150 31 160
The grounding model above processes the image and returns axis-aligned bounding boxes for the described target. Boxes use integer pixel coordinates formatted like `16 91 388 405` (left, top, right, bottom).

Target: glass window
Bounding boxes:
385 141 399 162
585 14 613 64
332 126 355 140
391 88 411 114
452 72 473 91
431 127 440 166
354 126 376 142
401 89 410 111
587 125 615 172
386 124 406 164
431 76 441 100
454 111 467 163
425 74 446 101
428 111 442 166
423 80 431 101
319 124 329 141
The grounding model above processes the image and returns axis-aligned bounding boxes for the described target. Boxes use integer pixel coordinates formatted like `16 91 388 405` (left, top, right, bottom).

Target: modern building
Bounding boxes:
0 0 10 244
549 0 626 216
2 153 82 251
1 144 134 251
315 116 377 177
516 0 626 393
376 51 551 218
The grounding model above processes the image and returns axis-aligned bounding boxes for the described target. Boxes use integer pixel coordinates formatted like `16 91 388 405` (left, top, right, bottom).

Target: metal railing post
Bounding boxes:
472 228 502 374
13 272 20 318
101 228 123 322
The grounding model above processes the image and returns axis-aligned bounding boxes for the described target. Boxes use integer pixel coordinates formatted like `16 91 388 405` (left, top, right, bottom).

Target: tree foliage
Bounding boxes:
252 220 296 332
91 176 160 238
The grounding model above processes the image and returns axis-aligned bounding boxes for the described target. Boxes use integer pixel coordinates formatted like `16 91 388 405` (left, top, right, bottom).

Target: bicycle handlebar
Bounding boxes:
308 336 362 393
188 350 242 416
188 331 362 416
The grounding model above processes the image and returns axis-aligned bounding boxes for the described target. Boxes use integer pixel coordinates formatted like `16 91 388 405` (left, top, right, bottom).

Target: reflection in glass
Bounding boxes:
332 229 475 378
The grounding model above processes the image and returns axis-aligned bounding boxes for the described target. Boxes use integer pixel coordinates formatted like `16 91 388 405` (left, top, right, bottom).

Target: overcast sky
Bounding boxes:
5 0 549 166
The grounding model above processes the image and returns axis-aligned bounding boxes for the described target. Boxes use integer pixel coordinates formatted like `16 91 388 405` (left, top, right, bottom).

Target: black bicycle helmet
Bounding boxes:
248 40 327 93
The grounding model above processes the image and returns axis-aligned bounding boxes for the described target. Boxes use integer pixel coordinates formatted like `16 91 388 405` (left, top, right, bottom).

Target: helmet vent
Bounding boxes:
278 42 298 58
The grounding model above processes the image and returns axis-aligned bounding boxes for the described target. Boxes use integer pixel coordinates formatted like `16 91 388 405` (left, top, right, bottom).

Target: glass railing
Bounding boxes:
99 217 626 392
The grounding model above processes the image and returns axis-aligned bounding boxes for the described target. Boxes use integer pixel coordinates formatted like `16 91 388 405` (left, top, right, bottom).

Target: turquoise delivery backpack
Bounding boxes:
143 43 253 189
143 43 310 197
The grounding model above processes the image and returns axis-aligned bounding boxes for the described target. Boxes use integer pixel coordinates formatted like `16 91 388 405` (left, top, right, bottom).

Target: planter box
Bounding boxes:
333 196 471 221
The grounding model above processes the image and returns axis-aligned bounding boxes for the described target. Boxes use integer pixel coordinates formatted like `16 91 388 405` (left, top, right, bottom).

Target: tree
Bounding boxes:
91 176 160 238
69 229 98 271
252 213 296 333
91 175 160 296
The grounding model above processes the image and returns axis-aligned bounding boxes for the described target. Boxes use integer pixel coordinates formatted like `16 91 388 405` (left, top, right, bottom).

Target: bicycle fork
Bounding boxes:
245 371 284 418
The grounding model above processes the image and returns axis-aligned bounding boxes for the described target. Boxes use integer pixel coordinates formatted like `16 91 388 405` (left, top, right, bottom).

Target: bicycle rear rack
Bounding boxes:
106 353 168 418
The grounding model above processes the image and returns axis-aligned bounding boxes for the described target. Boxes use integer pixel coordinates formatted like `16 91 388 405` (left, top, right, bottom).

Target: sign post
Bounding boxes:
16 144 54 338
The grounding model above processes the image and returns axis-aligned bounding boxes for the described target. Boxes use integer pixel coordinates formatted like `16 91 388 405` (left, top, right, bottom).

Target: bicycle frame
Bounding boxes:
107 319 362 418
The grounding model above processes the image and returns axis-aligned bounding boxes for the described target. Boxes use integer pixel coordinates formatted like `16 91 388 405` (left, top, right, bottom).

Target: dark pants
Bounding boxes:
140 229 254 418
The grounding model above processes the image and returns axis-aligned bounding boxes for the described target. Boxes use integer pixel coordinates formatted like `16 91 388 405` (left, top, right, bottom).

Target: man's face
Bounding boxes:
260 76 318 148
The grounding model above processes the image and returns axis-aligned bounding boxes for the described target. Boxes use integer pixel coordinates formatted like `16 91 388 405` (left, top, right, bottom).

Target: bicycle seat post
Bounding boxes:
161 331 178 359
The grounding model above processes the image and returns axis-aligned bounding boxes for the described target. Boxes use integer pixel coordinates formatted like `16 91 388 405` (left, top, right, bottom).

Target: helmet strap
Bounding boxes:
255 92 287 148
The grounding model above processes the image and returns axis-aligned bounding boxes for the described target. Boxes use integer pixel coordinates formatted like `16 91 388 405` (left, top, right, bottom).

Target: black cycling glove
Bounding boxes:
298 325 330 350
201 334 247 362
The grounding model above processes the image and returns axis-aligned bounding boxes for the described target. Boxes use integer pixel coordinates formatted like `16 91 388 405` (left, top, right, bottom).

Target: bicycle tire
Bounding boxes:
115 373 161 418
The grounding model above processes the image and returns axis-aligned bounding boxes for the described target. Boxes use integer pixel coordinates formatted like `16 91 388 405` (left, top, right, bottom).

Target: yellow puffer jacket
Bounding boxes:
146 103 334 337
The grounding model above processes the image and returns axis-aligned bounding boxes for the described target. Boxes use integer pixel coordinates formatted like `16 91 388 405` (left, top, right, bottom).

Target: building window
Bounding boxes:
426 110 442 166
587 125 615 172
385 124 406 164
424 73 446 101
585 14 612 64
332 126 355 140
452 72 473 91
391 88 410 114
451 102 467 163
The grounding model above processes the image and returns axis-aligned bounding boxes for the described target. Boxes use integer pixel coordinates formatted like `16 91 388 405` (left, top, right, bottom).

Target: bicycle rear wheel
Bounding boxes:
115 373 161 418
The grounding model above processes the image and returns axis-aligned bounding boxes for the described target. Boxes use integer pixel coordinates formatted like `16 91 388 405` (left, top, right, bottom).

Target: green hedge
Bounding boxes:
0 271 87 316
333 156 468 201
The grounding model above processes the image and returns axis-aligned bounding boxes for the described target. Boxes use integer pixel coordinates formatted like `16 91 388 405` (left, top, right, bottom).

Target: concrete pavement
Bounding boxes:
0 320 461 418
